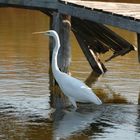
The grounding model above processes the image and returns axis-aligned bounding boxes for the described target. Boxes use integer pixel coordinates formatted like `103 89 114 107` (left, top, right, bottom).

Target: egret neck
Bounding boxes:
51 32 62 81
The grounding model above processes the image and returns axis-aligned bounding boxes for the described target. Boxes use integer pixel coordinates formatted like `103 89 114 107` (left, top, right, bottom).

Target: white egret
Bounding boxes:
33 30 102 109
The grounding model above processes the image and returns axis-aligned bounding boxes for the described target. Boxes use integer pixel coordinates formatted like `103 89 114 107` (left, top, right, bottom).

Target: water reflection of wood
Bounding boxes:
85 71 101 87
85 71 128 104
96 87 128 104
138 91 140 105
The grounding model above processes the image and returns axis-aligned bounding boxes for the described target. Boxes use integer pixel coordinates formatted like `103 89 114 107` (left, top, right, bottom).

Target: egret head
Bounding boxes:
32 30 57 37
32 30 60 47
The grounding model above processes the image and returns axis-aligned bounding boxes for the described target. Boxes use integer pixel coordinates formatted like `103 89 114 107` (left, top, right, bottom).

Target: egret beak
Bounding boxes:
32 31 48 35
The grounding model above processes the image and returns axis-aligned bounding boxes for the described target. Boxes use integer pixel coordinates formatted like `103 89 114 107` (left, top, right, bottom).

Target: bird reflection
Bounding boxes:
51 106 104 140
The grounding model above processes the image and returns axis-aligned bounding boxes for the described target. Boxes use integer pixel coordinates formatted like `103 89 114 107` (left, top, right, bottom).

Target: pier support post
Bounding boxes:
137 33 140 63
49 12 71 109
50 12 71 72
138 92 140 105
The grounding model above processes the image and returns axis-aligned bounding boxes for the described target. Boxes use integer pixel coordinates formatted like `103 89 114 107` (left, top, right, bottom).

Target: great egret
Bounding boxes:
33 30 102 109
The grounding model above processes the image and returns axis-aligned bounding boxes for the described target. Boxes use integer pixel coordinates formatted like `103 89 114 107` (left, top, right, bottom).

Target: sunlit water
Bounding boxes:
0 4 140 140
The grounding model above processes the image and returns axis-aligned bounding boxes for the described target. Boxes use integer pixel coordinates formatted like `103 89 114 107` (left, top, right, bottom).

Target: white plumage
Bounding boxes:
34 30 102 109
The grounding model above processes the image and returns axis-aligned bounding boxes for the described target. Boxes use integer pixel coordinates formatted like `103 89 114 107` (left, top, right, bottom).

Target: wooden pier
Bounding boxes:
0 0 140 107
0 0 140 74
0 0 139 74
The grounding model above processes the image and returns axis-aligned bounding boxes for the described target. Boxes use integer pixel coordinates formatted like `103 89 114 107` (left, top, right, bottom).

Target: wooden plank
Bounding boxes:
61 0 140 12
72 18 135 63
89 21 136 52
73 29 107 74
83 20 136 61
58 2 140 33
73 18 135 52
77 35 106 74
82 20 125 51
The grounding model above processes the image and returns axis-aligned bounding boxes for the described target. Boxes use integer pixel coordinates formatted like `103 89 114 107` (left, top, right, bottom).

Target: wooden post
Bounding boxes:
58 14 71 73
137 33 140 63
49 12 71 109
50 12 71 72
138 92 140 105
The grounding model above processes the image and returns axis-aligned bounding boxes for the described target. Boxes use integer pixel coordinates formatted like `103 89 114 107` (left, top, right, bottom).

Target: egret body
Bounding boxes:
34 30 102 109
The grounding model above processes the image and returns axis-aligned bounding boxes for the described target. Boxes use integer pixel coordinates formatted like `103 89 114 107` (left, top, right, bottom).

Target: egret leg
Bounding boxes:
68 96 77 109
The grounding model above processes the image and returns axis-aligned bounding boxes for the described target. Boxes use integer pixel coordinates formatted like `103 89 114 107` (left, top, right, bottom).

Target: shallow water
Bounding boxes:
0 5 140 140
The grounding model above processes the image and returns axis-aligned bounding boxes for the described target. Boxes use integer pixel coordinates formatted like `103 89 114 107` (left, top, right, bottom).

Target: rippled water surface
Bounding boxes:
0 4 140 140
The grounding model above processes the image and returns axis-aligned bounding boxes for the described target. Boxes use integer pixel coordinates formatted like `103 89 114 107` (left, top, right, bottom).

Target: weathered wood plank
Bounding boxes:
75 33 106 74
58 2 140 33
72 17 135 69
72 18 106 74
72 18 135 54
61 0 140 16
83 20 136 61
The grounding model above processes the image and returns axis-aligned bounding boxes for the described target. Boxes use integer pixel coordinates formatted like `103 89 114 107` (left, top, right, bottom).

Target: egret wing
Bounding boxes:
58 73 102 104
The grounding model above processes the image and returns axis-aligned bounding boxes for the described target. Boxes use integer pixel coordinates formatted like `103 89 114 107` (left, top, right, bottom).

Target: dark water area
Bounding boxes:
0 3 140 140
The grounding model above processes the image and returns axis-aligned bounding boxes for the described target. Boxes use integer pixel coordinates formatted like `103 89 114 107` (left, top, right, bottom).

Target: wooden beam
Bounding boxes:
137 33 140 63
86 20 135 50
57 14 71 73
50 12 71 73
72 18 122 51
0 0 58 9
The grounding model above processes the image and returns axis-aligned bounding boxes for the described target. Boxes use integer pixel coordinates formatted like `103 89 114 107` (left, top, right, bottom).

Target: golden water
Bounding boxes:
0 2 140 140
